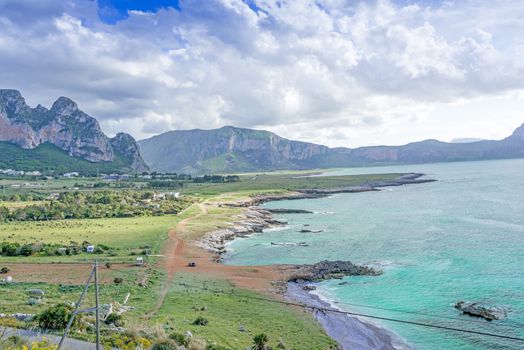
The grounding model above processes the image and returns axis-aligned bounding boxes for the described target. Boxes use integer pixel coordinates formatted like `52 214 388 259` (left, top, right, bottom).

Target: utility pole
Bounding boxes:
58 264 95 350
57 261 101 350
94 260 101 350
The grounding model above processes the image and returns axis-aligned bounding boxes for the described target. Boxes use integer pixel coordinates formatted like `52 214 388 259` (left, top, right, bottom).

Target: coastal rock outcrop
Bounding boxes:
195 206 286 258
454 301 508 321
289 260 382 282
268 208 314 214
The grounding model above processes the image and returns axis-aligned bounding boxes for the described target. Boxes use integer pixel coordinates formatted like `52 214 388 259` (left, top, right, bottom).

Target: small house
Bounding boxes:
136 257 144 266
86 245 95 253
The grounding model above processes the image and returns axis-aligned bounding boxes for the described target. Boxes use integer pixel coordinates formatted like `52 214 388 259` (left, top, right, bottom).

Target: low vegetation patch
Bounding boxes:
0 190 193 222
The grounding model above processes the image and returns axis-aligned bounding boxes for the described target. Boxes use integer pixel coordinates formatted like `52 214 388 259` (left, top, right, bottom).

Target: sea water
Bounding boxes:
224 159 524 350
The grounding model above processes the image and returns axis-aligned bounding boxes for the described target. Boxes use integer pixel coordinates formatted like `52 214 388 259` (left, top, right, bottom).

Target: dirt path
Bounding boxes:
145 201 289 318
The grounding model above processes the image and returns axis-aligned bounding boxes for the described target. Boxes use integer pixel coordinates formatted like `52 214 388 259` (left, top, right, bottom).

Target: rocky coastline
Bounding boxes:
195 172 431 350
197 173 435 259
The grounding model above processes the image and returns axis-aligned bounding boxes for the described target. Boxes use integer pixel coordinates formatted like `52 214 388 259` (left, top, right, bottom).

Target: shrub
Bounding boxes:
113 277 123 285
169 331 189 346
103 332 152 350
0 335 26 348
19 244 34 256
105 313 125 327
27 298 42 306
253 333 269 350
192 316 209 326
151 339 178 350
35 304 78 330
0 266 9 274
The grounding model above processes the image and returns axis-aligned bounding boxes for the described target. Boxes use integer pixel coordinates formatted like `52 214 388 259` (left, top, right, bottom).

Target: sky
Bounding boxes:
1 0 524 147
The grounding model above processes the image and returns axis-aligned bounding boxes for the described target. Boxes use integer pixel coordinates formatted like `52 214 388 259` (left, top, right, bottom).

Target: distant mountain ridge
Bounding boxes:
0 89 148 173
139 124 524 174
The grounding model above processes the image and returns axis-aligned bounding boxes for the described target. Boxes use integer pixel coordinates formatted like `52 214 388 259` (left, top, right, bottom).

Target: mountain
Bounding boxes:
0 89 148 174
138 124 524 174
138 126 330 173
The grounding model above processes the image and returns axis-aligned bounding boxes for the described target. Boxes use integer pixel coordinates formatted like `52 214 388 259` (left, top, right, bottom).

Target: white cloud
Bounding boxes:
0 0 523 147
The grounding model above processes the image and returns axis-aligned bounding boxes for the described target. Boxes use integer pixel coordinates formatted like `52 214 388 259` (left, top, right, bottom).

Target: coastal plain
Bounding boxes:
0 171 406 349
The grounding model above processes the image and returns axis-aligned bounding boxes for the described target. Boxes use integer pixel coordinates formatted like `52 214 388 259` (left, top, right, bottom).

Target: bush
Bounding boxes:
169 332 189 346
192 316 209 326
0 335 26 348
0 266 10 274
35 304 78 330
105 313 125 327
253 333 269 350
103 332 152 350
151 339 178 350
113 277 123 285
27 298 42 306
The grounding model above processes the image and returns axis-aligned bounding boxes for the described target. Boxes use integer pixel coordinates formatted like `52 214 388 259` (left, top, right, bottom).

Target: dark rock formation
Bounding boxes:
454 301 508 321
289 260 382 282
268 208 314 214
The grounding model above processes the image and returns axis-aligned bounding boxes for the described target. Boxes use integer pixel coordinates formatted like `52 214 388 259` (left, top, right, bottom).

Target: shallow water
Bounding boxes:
224 159 524 349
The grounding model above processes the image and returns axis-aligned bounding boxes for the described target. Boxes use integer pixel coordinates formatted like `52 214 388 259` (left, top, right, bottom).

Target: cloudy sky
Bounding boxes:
1 0 524 147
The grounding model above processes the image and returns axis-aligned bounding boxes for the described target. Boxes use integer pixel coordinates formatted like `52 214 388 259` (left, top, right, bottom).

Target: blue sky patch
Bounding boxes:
97 0 180 24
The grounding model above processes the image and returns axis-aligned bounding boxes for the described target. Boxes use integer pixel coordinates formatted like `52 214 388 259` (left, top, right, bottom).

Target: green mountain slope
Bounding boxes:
0 142 130 175
138 123 524 174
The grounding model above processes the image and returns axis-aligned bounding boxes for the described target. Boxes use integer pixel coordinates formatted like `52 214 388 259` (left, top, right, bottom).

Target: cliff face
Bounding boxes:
0 89 148 172
110 132 149 173
138 126 330 173
139 123 524 174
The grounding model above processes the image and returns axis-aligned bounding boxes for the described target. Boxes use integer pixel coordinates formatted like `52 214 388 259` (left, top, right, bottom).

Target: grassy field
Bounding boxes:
152 273 337 349
183 172 401 196
0 215 178 263
0 171 405 348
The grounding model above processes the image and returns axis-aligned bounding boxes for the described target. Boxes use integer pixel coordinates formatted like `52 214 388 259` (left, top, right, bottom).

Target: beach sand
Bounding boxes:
286 282 412 350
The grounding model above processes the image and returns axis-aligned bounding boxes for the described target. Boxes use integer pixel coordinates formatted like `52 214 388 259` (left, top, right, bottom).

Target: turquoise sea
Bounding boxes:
224 159 524 349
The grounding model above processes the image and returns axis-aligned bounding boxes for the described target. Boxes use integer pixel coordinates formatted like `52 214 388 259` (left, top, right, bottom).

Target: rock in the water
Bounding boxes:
454 301 507 321
289 260 382 282
302 285 317 291
268 208 313 214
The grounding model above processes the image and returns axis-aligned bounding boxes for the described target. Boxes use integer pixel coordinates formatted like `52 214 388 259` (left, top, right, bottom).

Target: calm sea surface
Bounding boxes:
224 159 524 349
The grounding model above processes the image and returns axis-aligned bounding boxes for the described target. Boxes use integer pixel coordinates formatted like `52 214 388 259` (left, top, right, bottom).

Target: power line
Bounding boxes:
172 281 524 343
333 299 523 330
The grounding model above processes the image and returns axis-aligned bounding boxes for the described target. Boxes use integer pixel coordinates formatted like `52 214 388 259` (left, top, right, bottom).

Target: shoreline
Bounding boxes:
286 282 412 350
194 172 434 349
198 173 435 259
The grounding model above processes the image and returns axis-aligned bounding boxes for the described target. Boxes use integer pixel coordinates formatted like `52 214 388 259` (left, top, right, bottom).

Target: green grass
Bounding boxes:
0 215 179 263
183 172 402 196
151 273 337 350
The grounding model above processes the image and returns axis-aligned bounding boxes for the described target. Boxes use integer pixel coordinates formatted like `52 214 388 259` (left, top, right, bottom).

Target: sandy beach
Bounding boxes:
286 282 412 350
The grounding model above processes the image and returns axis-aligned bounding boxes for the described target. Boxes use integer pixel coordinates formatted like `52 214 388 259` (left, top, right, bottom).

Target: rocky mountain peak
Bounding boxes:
50 96 79 116
0 89 31 116
0 89 148 172
111 133 149 172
